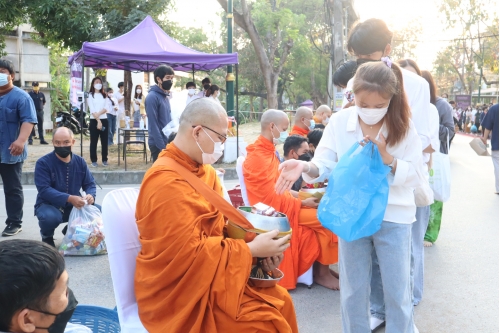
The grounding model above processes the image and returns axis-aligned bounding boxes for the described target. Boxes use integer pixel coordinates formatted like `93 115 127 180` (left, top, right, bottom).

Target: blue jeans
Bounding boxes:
340 221 414 333
411 206 430 305
36 203 102 238
107 114 117 145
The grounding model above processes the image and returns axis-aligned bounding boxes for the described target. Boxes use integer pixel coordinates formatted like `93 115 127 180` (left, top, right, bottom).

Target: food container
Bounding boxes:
119 119 126 128
248 268 284 288
226 206 292 243
129 120 135 128
298 187 326 201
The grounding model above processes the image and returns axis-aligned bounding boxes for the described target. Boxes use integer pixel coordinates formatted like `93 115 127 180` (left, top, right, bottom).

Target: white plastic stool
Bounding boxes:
297 266 314 289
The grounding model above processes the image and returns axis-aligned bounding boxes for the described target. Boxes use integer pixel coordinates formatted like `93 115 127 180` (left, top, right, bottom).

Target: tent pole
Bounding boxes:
192 64 195 81
80 54 85 157
236 63 239 158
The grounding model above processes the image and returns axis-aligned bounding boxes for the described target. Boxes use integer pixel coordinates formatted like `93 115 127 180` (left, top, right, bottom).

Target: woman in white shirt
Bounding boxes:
87 77 109 167
205 84 222 107
105 87 119 146
276 61 424 333
132 84 144 127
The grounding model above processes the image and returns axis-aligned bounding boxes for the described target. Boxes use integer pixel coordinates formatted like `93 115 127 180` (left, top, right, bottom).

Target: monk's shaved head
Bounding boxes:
53 127 74 140
174 98 228 165
261 109 288 130
316 105 332 117
179 98 227 131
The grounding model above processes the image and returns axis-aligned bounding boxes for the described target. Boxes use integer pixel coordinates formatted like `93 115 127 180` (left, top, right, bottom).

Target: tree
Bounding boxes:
391 19 423 61
216 0 306 109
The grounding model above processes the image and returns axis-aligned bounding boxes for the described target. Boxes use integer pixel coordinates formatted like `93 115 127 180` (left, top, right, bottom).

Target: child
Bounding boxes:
276 60 423 333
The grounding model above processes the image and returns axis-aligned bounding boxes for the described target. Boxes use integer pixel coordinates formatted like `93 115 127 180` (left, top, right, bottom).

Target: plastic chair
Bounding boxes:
69 305 121 333
236 156 313 288
101 188 147 333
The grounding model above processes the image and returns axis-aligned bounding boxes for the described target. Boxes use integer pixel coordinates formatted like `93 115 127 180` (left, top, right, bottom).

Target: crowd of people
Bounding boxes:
0 15 499 333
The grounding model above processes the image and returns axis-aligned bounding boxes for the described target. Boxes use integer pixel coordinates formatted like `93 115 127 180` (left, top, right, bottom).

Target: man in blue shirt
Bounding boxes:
481 103 499 194
28 81 49 145
145 65 173 162
0 59 37 237
34 127 100 247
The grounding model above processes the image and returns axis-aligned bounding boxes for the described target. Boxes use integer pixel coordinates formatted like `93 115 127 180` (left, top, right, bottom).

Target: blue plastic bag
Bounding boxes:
318 141 391 241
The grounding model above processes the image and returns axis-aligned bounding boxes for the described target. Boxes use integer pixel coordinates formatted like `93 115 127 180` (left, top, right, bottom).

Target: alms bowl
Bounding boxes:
298 187 326 201
248 268 284 288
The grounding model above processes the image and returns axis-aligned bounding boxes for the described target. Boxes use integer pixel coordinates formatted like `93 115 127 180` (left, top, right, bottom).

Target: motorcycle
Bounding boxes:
55 107 89 136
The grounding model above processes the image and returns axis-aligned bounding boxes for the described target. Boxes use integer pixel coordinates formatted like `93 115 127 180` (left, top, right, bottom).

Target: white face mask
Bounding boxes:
196 127 224 164
355 105 388 125
136 89 142 94
188 88 195 95
94 83 102 90
322 117 330 125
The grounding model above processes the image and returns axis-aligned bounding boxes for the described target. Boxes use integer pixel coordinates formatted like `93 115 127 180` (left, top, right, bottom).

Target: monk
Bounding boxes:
134 99 298 333
243 109 339 290
290 106 314 137
313 104 333 125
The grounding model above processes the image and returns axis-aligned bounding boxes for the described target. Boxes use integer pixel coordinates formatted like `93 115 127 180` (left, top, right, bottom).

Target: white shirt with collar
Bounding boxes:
303 107 424 224
343 67 431 162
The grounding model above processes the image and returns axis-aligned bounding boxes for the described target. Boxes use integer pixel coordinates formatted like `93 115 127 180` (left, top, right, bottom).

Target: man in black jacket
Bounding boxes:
28 82 48 145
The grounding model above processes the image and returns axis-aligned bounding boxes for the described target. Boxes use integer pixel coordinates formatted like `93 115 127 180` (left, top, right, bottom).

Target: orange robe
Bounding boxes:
243 136 338 290
313 115 322 124
135 143 298 333
289 125 309 137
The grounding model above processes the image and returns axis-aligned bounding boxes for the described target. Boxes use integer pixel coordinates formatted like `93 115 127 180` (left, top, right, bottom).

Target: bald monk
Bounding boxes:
243 109 339 290
290 106 314 137
135 98 298 333
313 104 333 126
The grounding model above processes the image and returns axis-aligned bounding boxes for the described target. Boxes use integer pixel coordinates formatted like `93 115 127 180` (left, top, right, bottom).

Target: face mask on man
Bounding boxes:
196 127 224 164
355 105 388 125
188 88 195 96
271 124 288 145
298 152 312 162
94 83 102 91
32 288 78 333
162 79 173 91
203 84 211 91
303 119 315 131
0 73 10 87
54 146 72 158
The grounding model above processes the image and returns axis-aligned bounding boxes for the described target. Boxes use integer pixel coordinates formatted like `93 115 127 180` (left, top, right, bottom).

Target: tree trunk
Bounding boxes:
124 70 133 117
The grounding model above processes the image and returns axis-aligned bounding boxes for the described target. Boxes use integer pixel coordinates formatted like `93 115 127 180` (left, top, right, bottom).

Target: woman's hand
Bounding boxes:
276 160 307 195
366 134 393 165
247 230 291 258
260 254 284 272
97 121 102 130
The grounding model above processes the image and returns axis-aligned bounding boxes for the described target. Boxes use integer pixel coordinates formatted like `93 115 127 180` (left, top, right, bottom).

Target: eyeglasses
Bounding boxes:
192 125 227 144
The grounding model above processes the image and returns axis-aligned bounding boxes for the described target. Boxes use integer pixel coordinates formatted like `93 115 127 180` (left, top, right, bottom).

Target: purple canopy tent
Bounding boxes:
68 15 242 157
300 99 314 108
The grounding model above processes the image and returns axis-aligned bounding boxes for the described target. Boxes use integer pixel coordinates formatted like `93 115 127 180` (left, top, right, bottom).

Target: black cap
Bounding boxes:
32 82 39 86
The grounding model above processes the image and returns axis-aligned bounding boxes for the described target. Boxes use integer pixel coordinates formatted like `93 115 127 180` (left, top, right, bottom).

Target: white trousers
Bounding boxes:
492 150 499 193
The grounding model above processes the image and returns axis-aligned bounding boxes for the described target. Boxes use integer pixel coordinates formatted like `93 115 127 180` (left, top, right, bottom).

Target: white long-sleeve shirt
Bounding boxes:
87 93 108 119
429 103 440 153
304 107 424 224
105 96 119 116
343 68 431 162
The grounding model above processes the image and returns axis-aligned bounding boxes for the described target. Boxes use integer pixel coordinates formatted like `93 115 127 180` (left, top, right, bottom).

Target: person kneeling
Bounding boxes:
34 127 100 247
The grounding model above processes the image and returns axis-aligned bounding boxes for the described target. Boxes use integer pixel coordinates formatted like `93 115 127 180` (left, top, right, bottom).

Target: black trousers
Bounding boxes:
89 119 109 163
29 110 45 142
0 162 23 226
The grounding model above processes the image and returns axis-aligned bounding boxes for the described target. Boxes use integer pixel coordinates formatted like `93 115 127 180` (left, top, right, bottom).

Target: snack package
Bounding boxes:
58 205 107 256
251 202 280 217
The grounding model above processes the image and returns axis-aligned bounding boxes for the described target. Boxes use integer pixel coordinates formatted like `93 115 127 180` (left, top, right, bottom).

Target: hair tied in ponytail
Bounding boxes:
381 57 392 68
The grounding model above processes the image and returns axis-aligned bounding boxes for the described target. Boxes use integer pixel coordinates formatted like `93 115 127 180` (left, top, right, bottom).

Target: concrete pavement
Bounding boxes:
0 134 497 332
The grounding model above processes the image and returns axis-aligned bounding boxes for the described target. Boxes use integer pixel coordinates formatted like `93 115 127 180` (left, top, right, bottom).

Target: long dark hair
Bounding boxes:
397 59 422 76
106 88 115 106
205 84 220 97
89 77 106 98
134 84 143 99
353 61 411 147
420 70 437 105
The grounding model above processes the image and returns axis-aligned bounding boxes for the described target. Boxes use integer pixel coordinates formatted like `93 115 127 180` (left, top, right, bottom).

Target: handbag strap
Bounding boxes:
154 156 255 230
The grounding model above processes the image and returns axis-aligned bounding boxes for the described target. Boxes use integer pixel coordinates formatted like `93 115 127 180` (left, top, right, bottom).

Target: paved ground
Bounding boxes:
0 134 498 332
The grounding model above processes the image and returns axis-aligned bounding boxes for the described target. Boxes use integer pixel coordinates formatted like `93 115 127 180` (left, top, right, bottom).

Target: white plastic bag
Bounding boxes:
414 164 434 207
58 205 107 256
162 119 179 138
64 323 92 333
429 131 451 202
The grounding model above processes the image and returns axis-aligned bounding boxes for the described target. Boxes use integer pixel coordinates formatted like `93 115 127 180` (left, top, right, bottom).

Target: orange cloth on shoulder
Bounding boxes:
313 115 322 124
135 143 298 333
289 125 309 137
243 136 338 290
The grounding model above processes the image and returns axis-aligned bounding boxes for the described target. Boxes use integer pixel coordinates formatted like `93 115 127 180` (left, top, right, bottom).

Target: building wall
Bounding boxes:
4 24 52 135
